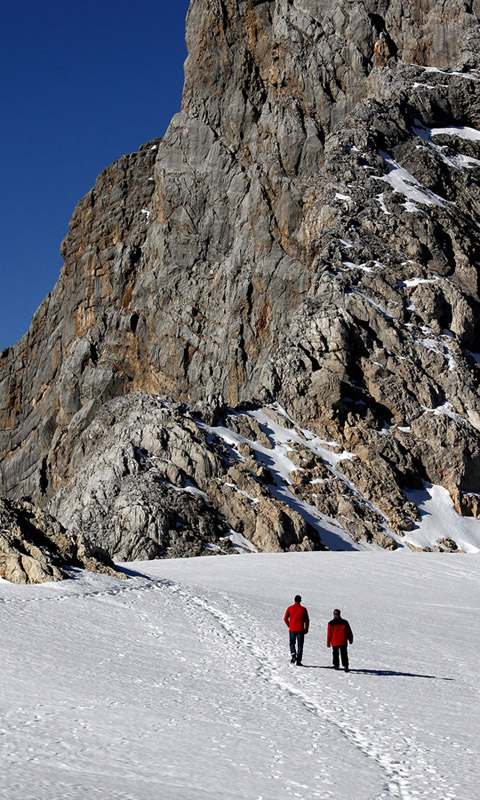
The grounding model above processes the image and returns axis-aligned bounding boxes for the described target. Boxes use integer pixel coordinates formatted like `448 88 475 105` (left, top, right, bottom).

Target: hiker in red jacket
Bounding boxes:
327 609 353 672
284 595 309 666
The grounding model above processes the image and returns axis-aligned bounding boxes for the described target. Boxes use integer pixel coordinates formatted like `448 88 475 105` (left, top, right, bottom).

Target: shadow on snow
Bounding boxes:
301 665 453 680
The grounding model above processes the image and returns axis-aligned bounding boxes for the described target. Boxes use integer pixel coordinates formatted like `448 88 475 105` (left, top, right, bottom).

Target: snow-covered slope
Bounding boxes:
1 552 479 799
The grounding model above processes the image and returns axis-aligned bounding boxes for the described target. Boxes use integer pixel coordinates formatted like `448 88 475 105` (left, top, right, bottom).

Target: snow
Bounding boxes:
429 125 480 142
412 81 448 90
414 122 480 143
224 529 258 553
342 260 374 272
416 334 456 370
349 290 395 321
421 402 466 426
419 66 480 81
170 479 209 499
404 484 480 552
1 552 480 799
412 121 480 171
225 483 260 505
465 350 480 364
248 407 354 473
376 191 391 215
398 276 440 288
375 151 448 210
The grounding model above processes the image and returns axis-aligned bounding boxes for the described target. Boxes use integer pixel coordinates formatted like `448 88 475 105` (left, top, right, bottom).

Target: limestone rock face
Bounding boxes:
0 140 160 500
1 0 480 562
0 497 123 584
47 394 327 558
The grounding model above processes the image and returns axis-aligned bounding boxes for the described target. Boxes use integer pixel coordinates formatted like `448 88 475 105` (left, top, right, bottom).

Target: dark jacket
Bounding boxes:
284 602 309 633
327 616 353 647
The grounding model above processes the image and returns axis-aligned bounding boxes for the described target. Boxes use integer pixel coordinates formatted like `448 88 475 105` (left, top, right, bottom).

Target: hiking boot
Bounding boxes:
290 653 297 664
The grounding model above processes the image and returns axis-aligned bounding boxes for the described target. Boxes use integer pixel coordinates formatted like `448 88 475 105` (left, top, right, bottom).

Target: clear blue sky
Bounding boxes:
0 0 190 350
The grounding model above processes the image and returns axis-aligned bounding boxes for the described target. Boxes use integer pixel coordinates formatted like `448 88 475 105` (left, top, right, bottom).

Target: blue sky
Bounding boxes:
0 0 190 350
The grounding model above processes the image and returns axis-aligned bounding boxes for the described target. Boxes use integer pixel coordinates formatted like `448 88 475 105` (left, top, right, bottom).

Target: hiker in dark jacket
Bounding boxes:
284 595 309 666
327 609 353 672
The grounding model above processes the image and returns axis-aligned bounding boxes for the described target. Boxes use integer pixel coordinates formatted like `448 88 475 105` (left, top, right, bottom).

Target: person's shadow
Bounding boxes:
302 665 453 680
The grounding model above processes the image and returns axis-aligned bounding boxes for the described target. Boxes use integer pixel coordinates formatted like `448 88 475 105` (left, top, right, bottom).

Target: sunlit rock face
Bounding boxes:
0 496 123 584
1 1 480 557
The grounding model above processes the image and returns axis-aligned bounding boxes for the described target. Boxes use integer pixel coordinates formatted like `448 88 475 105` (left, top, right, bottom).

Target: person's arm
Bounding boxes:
304 609 310 633
327 622 331 647
347 622 353 644
284 608 290 627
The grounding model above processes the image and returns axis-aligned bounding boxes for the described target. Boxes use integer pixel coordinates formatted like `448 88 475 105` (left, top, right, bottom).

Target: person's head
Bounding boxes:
294 595 302 603
333 609 341 617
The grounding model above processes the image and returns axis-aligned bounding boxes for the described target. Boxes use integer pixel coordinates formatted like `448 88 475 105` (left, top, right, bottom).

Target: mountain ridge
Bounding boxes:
2 0 480 572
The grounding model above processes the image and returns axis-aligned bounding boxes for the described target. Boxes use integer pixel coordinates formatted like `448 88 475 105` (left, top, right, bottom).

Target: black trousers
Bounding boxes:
332 644 349 670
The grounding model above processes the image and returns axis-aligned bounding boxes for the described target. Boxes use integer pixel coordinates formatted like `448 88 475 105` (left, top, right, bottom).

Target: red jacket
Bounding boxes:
284 602 309 633
327 617 353 647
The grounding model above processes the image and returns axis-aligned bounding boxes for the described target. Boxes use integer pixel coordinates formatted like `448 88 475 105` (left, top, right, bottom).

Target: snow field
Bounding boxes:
1 551 479 799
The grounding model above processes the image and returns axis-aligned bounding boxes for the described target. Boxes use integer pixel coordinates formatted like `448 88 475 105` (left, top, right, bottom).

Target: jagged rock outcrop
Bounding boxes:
47 394 326 558
0 497 123 584
1 0 480 564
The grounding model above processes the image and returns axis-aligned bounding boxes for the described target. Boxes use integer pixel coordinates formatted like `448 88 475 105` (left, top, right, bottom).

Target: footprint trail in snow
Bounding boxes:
0 551 478 800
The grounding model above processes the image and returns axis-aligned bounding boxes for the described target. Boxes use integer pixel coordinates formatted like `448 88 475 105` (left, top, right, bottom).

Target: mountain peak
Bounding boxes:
1 0 480 569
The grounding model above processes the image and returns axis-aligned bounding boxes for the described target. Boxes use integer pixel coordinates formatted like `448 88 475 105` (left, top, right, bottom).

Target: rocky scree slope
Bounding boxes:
1 0 480 573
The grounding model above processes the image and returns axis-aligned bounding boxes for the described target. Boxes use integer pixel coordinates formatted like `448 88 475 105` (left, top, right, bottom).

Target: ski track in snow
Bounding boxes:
1 558 477 800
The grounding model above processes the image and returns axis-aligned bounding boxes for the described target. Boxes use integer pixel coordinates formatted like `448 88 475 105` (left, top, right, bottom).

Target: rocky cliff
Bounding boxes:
2 0 480 569
0 496 123 584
